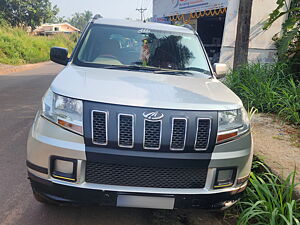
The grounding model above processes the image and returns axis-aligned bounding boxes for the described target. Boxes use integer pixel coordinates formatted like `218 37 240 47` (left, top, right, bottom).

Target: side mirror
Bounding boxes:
213 63 229 79
50 47 69 65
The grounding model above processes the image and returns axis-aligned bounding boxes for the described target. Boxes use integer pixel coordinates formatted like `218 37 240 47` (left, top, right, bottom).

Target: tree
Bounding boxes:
264 0 299 78
0 0 59 28
68 10 93 31
46 16 67 24
233 0 253 69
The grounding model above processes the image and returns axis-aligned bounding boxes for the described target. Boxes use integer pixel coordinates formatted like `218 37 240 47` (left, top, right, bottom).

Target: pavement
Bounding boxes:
251 114 300 197
0 62 228 225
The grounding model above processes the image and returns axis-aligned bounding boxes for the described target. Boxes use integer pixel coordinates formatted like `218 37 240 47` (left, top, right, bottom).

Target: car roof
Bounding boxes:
93 18 194 34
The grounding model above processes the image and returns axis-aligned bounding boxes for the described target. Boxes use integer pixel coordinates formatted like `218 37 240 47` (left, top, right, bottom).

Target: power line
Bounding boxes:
136 6 147 21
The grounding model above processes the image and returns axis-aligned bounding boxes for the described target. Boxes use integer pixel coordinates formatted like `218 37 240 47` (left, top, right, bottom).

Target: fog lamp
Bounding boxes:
214 168 236 189
51 157 77 182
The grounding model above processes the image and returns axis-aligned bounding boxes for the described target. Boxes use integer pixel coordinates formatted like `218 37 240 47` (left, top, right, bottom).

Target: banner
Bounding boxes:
150 17 171 24
153 0 228 18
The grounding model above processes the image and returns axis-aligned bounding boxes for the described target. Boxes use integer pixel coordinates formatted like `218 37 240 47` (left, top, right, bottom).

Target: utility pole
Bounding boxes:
136 7 147 21
233 0 253 69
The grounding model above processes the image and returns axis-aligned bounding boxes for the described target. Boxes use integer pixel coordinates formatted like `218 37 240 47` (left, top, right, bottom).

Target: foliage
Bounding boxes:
225 63 300 125
0 0 59 28
0 0 59 29
0 0 93 31
264 0 300 79
68 11 93 31
46 16 68 24
46 10 93 31
235 159 300 225
0 26 76 65
0 17 8 27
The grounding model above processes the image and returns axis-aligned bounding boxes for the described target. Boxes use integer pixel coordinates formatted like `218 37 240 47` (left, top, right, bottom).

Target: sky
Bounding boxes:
49 0 153 20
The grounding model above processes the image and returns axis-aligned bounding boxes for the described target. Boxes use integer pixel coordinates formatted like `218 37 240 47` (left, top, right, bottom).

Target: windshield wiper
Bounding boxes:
154 70 193 76
184 67 211 75
104 65 160 72
104 65 197 76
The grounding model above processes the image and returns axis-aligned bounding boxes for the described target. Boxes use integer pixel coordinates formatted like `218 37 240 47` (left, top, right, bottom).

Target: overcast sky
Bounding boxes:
49 0 153 20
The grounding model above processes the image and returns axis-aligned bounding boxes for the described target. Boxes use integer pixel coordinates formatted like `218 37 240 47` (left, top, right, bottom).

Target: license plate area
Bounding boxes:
117 195 175 209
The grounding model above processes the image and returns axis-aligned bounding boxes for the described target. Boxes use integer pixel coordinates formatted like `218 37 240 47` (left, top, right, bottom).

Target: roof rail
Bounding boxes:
182 24 194 31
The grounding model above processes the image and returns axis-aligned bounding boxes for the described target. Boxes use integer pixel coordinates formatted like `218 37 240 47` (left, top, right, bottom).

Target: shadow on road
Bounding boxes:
20 202 227 225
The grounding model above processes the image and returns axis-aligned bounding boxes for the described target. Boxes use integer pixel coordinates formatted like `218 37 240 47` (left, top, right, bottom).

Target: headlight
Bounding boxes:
42 89 83 135
217 107 249 143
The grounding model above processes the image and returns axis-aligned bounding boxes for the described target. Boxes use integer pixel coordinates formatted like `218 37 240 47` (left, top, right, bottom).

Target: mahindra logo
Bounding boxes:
138 28 151 34
143 111 164 120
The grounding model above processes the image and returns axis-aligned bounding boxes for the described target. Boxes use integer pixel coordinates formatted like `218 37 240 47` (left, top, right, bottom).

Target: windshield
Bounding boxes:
74 24 212 77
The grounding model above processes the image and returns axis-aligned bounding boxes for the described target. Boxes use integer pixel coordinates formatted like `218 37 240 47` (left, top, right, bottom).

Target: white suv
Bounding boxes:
27 17 253 210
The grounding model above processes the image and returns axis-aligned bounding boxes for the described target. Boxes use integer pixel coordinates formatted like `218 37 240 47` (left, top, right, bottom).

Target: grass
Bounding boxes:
224 63 300 125
226 157 300 225
0 25 76 65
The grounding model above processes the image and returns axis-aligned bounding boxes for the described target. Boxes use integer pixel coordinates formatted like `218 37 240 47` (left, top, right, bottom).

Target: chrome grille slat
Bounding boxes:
194 118 211 151
91 109 212 152
92 111 108 145
170 118 187 151
118 114 134 148
143 120 162 150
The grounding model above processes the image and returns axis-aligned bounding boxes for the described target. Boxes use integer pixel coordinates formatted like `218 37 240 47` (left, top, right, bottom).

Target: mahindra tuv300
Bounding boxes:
27 17 253 210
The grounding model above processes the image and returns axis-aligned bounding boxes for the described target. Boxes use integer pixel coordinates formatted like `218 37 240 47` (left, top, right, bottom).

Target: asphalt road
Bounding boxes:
0 62 227 225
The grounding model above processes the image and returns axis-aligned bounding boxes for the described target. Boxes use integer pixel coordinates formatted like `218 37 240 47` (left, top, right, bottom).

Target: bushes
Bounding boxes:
234 159 300 225
0 25 76 65
225 63 300 125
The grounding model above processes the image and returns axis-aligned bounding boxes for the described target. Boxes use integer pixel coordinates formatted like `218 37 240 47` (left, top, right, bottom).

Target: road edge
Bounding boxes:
0 61 50 75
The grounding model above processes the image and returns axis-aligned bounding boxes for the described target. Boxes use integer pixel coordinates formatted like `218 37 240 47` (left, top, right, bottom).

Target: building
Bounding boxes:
152 0 290 67
34 23 80 35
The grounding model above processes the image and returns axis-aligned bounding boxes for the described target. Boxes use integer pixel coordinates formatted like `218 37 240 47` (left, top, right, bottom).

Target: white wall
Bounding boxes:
219 0 290 68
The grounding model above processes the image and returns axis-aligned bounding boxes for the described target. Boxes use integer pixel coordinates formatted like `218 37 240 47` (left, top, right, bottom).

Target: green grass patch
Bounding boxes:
226 157 300 225
0 25 76 65
224 63 300 125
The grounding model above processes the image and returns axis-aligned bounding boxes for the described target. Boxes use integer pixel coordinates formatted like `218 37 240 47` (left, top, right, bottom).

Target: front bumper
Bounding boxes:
29 172 246 209
27 115 253 209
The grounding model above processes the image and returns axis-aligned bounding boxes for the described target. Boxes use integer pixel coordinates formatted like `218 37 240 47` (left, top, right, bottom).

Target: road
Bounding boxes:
0 62 228 225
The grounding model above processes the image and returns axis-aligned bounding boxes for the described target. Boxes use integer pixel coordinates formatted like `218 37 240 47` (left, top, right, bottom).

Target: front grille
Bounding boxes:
85 161 207 188
143 120 161 150
170 118 187 150
90 106 213 152
118 114 134 148
195 119 211 150
92 111 108 145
